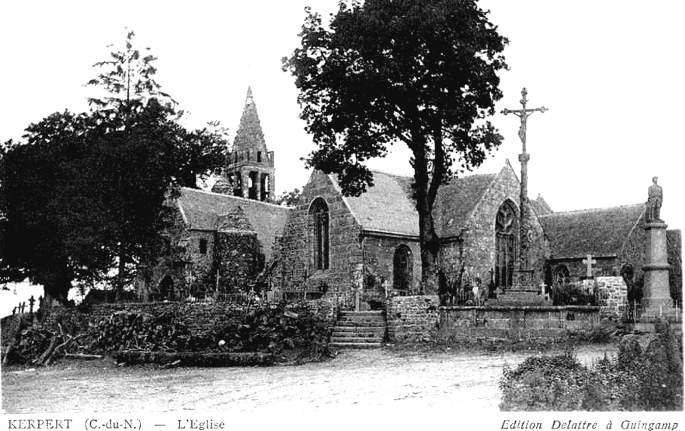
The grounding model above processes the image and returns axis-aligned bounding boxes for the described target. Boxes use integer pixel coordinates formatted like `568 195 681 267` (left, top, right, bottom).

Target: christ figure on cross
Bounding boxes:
501 88 548 271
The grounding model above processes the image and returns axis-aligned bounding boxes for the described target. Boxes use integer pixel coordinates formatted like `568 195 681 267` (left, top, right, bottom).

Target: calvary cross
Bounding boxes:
501 87 547 270
582 254 597 278
501 87 548 155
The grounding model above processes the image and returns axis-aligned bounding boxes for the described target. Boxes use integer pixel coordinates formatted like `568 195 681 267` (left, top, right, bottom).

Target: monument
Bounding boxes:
496 88 550 305
641 177 676 319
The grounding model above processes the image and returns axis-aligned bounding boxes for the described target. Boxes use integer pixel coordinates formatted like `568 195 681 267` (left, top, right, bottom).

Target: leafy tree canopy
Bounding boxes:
0 30 228 304
275 188 303 207
283 0 509 290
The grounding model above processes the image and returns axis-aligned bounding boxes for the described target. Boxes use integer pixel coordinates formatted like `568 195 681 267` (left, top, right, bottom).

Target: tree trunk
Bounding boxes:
413 139 441 295
417 199 440 294
116 246 125 302
43 273 72 307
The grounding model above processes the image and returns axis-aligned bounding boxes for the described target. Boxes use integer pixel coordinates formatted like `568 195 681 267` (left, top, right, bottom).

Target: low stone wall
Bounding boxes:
581 276 628 318
386 295 440 343
437 305 600 343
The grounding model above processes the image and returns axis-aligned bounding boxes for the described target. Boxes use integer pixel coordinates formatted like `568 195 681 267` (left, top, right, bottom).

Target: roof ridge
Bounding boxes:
540 203 644 217
182 187 290 210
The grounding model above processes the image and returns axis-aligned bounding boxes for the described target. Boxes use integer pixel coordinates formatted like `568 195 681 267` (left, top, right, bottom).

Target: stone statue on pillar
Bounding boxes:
642 176 676 320
646 176 663 222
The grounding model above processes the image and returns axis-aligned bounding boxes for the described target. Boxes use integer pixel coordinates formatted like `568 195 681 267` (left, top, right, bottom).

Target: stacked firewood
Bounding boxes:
2 302 332 366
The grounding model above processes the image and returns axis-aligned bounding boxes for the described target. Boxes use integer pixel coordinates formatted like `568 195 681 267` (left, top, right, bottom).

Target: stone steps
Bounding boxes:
330 311 386 349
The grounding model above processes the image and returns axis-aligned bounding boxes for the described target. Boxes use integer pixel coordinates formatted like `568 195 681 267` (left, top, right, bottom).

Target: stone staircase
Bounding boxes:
329 311 387 349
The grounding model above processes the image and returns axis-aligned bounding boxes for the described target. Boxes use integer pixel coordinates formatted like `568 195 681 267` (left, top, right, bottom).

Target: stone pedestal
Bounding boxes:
642 221 675 318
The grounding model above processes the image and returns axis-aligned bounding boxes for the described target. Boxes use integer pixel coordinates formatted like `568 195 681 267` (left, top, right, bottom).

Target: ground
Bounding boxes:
2 344 615 414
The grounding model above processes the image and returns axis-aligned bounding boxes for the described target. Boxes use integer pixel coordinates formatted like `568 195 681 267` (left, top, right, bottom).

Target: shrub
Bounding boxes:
500 322 684 411
500 350 588 411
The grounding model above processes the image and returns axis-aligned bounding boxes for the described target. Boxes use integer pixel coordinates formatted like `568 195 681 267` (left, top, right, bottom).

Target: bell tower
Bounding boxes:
213 87 275 202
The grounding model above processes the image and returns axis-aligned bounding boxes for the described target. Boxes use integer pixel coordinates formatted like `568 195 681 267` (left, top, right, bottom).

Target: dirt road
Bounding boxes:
2 345 615 414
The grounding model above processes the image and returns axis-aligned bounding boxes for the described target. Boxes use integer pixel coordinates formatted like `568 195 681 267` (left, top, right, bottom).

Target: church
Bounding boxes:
138 88 682 312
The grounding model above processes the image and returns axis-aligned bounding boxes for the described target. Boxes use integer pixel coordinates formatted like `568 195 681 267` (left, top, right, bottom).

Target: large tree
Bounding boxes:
85 30 227 298
0 112 113 304
0 31 227 304
283 0 508 292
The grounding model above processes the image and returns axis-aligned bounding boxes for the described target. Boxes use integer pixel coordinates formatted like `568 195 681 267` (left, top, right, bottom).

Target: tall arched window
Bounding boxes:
393 245 413 291
495 200 518 288
310 198 329 270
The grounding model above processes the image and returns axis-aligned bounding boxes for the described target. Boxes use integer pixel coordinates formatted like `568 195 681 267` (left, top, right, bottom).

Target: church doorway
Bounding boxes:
159 275 175 301
393 245 413 292
495 201 517 288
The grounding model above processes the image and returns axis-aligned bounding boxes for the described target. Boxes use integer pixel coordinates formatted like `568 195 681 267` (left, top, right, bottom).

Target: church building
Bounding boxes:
140 88 682 311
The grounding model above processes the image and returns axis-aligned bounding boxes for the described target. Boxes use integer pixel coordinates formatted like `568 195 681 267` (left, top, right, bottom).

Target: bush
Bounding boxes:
500 321 683 411
500 350 588 411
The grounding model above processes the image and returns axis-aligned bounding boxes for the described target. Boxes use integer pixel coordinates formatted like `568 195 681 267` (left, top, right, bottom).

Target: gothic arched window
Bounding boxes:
310 198 330 270
495 201 518 288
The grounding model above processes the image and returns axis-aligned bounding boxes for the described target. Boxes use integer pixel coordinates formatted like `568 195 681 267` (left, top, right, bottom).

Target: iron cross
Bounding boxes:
501 87 548 154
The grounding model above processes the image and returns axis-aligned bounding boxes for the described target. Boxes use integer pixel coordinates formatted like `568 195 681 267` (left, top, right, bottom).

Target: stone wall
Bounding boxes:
386 295 440 343
580 276 628 318
276 171 363 309
438 163 548 287
437 305 600 343
361 234 421 299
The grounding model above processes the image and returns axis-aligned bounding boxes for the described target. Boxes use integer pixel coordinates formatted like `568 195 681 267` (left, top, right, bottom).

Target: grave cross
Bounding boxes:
582 254 597 278
29 295 36 314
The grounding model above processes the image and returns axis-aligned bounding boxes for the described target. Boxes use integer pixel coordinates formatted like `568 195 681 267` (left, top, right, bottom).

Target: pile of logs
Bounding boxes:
2 302 332 366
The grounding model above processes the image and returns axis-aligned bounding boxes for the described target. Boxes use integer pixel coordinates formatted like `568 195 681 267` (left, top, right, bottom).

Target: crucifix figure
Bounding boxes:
582 254 597 278
502 88 548 270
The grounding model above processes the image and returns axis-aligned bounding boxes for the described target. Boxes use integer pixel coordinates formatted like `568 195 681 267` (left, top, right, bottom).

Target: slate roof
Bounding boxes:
336 171 419 236
233 87 268 154
530 194 553 216
436 173 497 238
539 203 645 259
333 170 498 238
177 187 290 260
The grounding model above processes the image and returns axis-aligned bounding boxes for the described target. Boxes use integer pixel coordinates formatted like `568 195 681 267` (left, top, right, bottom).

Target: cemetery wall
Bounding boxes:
581 276 628 318
437 305 600 343
386 295 440 343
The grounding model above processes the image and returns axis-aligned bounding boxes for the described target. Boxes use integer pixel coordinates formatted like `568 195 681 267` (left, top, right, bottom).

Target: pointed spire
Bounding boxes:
233 86 267 153
246 86 254 106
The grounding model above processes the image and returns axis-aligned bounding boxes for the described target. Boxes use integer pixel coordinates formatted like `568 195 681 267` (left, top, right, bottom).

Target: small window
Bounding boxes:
199 239 208 255
257 151 262 162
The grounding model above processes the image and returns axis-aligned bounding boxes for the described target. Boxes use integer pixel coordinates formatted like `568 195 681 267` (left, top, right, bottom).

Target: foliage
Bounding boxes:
86 29 175 114
500 323 684 411
500 350 588 411
283 0 508 289
0 112 113 303
275 187 302 207
1 30 227 304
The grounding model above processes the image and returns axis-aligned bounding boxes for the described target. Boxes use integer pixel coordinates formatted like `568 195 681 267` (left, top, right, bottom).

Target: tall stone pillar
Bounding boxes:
642 221 674 316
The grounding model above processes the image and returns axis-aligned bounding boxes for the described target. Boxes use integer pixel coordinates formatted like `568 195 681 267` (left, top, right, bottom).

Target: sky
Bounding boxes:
1 1 684 315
